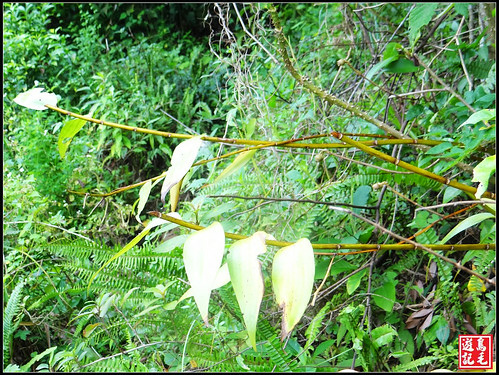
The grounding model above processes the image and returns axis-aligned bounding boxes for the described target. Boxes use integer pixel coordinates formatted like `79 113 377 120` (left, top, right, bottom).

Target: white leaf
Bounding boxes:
161 137 203 203
13 87 58 110
183 222 225 324
272 238 315 339
227 231 267 350
179 262 231 302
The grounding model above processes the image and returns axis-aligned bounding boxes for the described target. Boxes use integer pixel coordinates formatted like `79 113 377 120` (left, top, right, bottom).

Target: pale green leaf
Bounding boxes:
227 231 268 350
409 3 439 47
13 87 58 110
212 149 257 185
161 136 203 202
472 155 496 199
183 222 225 324
58 118 87 159
136 179 152 224
459 109 495 129
440 213 495 244
272 238 315 339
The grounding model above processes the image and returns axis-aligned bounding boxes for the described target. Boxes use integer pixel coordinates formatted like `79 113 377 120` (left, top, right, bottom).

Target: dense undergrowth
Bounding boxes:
3 3 496 372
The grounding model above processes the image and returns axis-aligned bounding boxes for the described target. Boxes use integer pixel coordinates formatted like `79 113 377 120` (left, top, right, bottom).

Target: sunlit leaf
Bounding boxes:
136 179 152 224
183 221 225 325
440 213 495 244
227 231 267 350
13 87 58 110
272 238 315 339
472 155 496 199
58 118 87 159
211 149 257 186
459 109 495 129
161 136 202 203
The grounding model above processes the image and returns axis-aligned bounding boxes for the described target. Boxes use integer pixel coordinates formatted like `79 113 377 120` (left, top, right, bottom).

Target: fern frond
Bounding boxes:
3 280 25 366
257 319 298 371
304 301 331 353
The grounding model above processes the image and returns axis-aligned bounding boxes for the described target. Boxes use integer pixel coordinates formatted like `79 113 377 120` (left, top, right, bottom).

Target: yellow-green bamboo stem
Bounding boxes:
331 131 496 200
46 104 446 150
147 211 494 251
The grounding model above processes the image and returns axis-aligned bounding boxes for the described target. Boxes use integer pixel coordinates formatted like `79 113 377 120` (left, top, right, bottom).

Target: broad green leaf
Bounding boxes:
352 185 371 214
272 238 315 339
346 268 367 295
135 179 152 224
409 3 439 48
178 262 231 302
384 58 420 74
472 155 496 199
459 109 495 129
440 213 495 244
13 87 58 110
371 324 398 348
161 136 202 203
424 142 453 155
227 231 268 351
88 217 168 290
58 118 87 159
183 222 225 325
212 149 257 185
329 259 356 276
372 281 396 312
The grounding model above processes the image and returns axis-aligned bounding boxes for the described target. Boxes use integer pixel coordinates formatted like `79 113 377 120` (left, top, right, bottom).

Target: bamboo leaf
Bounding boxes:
227 231 268 350
161 136 202 203
136 179 152 224
272 238 315 339
183 221 225 325
440 213 495 244
212 149 257 185
13 87 58 110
